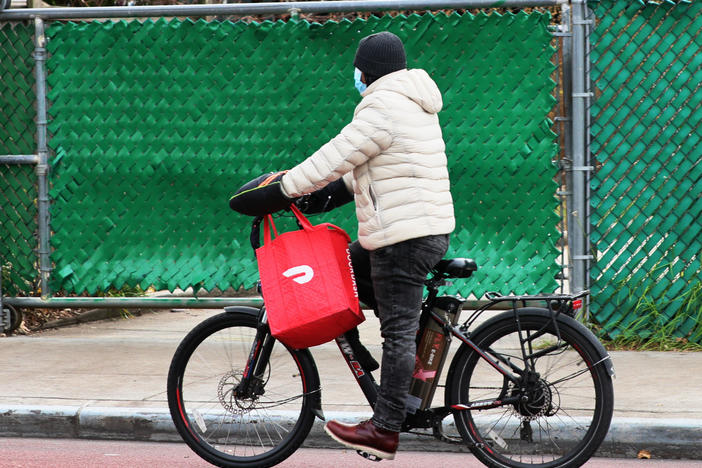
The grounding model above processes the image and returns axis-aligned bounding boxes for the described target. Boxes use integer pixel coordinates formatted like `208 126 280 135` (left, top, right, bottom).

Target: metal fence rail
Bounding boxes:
0 0 560 20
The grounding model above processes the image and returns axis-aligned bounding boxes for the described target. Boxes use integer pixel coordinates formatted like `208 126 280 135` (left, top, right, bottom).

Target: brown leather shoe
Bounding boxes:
324 419 398 460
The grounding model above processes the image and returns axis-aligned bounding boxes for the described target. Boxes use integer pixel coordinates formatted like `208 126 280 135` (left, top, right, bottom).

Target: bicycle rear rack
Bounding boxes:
484 289 587 315
459 290 590 336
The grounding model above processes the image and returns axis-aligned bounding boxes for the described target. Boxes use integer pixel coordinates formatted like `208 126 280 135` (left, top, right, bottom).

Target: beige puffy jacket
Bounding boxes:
281 68 455 250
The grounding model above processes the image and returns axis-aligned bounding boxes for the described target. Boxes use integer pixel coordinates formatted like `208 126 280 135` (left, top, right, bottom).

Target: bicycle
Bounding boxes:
167 214 615 468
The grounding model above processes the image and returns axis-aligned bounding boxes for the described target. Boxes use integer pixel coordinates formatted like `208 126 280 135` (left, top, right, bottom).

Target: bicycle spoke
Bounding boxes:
548 356 612 386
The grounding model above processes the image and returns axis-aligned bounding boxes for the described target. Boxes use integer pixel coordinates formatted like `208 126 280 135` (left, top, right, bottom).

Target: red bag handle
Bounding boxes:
290 205 314 230
263 205 313 244
263 215 279 244
263 205 349 244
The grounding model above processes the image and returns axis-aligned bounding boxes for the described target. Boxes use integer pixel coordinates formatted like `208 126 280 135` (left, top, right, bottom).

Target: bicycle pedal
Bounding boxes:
356 450 383 462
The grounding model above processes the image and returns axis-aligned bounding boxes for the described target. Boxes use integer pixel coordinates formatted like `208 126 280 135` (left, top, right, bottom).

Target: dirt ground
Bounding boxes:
4 308 80 335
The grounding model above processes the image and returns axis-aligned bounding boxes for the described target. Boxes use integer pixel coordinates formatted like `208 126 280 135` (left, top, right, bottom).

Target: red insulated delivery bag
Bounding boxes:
256 205 364 349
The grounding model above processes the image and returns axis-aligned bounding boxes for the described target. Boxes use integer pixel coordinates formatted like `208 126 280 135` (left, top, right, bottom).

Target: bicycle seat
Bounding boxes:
434 258 477 278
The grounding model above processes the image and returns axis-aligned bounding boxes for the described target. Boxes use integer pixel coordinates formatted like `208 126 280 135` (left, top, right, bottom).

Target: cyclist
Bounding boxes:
272 31 456 460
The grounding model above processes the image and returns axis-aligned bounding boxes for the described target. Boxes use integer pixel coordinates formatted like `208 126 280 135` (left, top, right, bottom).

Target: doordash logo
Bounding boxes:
282 265 314 284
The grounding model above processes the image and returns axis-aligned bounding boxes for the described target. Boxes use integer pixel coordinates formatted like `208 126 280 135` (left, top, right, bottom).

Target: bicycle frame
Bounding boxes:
329 288 592 426
335 333 379 408
235 276 592 434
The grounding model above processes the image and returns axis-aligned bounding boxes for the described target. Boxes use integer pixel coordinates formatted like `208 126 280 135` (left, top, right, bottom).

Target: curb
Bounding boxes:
1 405 701 459
0 405 177 442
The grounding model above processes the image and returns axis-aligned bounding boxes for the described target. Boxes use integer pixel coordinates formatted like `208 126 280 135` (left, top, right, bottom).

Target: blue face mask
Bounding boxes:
354 68 367 94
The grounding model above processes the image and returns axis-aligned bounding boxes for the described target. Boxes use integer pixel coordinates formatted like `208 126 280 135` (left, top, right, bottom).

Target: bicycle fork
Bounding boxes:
236 314 276 400
236 308 326 419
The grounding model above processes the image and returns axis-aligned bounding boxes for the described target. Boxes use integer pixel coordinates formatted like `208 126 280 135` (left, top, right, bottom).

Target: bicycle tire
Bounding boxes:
446 309 614 468
167 310 320 468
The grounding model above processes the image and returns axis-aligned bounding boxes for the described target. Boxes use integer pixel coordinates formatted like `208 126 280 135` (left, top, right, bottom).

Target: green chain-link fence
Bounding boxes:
0 21 37 296
3 2 700 343
42 12 560 297
589 0 701 342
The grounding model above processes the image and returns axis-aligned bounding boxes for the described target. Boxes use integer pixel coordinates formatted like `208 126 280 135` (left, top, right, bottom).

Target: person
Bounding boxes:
280 31 455 460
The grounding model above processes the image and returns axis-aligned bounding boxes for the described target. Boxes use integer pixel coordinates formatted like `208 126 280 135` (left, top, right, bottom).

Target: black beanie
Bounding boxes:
353 32 406 81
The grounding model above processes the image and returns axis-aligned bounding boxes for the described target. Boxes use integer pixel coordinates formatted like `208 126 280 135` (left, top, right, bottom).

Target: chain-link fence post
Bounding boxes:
33 17 52 299
569 0 594 318
558 1 573 295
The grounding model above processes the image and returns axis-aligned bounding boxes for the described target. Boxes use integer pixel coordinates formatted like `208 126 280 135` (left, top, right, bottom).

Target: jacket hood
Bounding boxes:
362 68 443 114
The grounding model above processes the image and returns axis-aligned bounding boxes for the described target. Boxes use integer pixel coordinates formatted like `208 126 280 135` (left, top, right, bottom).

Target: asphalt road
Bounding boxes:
2 438 702 468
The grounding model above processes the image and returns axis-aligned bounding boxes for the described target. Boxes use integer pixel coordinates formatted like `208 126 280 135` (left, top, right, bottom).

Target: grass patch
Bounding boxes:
594 277 702 352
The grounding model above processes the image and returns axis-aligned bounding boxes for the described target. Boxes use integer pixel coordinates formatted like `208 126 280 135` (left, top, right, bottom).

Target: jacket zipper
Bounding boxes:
368 183 377 211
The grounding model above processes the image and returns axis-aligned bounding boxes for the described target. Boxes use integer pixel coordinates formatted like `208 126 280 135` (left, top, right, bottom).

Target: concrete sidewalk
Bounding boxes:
1 309 701 460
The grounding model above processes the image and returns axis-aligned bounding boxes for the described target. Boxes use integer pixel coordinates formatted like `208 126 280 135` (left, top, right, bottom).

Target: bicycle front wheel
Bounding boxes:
446 309 614 468
167 310 319 468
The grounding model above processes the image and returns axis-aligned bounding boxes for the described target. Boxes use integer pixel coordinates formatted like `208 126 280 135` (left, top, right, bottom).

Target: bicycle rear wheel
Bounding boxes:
446 309 614 468
167 310 319 468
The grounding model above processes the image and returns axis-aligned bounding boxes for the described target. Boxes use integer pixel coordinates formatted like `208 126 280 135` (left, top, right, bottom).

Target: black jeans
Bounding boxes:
349 234 449 432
